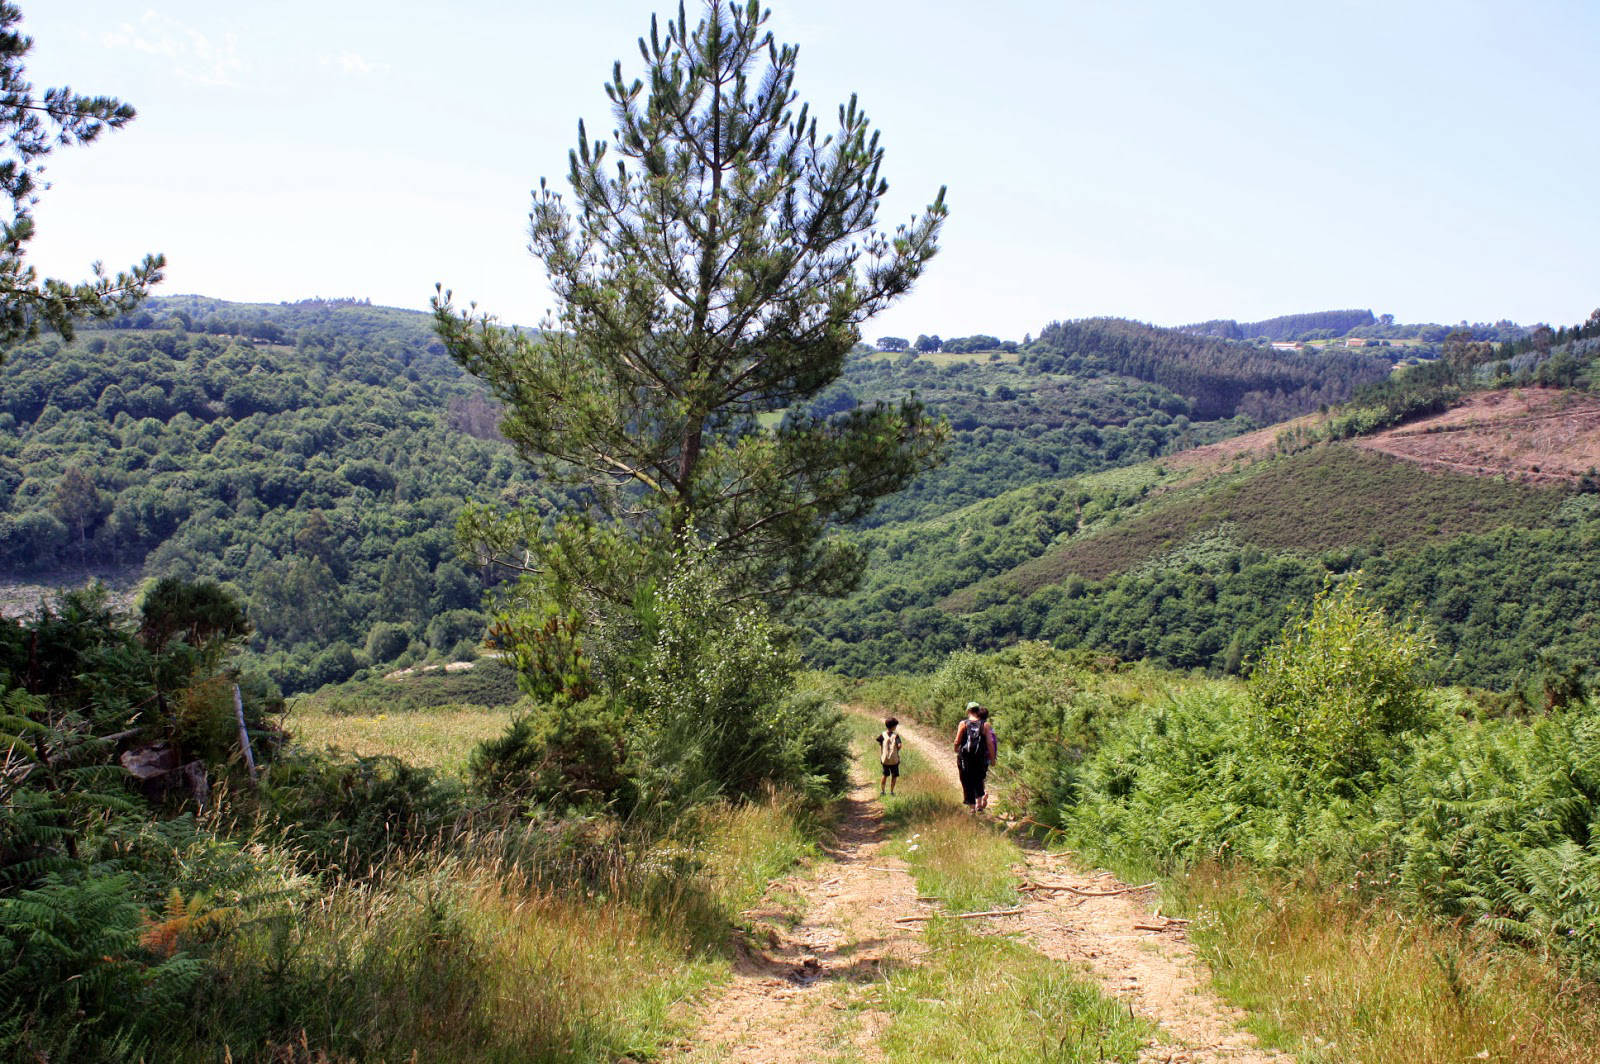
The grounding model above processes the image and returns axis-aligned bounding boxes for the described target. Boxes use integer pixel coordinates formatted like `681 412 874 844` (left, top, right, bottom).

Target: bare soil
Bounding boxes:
670 751 928 1062
0 566 140 616
1164 413 1328 480
672 713 1292 1063
1355 387 1600 485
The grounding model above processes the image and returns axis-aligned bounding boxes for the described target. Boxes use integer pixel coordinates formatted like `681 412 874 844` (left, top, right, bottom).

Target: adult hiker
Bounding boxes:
876 716 904 796
977 705 998 810
953 701 996 812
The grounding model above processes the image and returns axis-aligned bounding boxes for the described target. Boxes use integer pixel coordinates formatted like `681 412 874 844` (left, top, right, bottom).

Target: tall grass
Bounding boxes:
179 792 822 1062
285 704 511 773
1175 864 1600 1064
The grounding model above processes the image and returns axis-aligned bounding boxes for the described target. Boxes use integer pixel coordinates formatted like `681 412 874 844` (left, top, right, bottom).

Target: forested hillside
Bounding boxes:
843 316 1393 522
0 297 563 692
1023 317 1392 421
3 297 1395 692
1183 308 1378 341
811 344 1600 692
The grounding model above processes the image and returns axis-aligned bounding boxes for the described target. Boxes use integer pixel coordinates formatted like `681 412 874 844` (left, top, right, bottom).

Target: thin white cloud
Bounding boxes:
321 51 388 77
101 11 244 87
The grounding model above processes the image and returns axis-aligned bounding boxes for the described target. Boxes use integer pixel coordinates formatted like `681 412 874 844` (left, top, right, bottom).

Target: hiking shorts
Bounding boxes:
958 755 988 805
881 762 900 778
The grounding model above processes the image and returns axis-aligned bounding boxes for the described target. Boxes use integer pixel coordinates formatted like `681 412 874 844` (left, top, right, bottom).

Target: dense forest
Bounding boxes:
1020 317 1391 421
1183 308 1379 341
0 298 566 692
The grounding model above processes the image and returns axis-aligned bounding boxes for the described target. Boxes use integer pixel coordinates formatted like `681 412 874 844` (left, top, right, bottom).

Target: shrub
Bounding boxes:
261 751 466 872
305 641 359 690
469 696 632 813
426 608 486 652
929 649 993 725
364 621 411 663
1249 576 1434 782
624 548 849 811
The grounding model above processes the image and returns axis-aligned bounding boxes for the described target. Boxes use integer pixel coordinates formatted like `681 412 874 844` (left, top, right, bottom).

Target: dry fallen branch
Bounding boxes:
1024 878 1157 898
895 907 1026 924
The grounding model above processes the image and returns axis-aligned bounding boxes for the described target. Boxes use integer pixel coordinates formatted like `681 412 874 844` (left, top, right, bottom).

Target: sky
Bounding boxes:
21 1 1600 342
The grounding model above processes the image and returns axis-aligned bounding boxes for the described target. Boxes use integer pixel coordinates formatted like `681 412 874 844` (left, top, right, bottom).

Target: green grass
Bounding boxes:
286 703 510 775
868 920 1150 1063
863 349 1021 366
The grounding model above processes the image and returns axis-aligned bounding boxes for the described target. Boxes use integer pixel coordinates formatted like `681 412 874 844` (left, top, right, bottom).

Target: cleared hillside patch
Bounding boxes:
944 446 1565 607
1357 386 1600 484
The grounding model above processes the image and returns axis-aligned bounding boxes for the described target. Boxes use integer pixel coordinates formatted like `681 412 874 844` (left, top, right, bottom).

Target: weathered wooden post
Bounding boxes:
233 684 258 784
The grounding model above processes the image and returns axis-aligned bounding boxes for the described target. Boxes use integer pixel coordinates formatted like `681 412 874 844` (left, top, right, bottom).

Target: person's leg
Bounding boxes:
959 758 981 807
888 763 898 795
880 764 888 795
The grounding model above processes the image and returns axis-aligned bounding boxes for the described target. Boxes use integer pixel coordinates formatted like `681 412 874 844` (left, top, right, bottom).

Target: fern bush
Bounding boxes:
261 750 467 873
913 579 1600 979
1390 706 1600 976
0 872 208 1061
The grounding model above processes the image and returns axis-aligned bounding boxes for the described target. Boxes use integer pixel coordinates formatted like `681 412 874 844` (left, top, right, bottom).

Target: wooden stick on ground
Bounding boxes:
895 907 1026 924
1024 878 1157 898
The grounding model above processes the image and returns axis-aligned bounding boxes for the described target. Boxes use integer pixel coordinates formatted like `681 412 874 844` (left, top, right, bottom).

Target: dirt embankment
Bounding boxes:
0 567 141 616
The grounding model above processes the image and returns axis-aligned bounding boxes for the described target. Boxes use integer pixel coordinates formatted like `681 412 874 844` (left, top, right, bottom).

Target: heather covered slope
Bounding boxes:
806 388 1600 689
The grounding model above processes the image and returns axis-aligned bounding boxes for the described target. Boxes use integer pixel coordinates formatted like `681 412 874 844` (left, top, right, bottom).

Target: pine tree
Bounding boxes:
435 0 947 608
0 3 163 351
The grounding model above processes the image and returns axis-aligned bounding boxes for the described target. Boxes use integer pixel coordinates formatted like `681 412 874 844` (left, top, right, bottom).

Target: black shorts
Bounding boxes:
881 762 900 778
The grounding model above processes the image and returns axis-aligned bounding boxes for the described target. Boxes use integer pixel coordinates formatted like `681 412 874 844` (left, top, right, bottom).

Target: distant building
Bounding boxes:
1345 338 1368 347
1271 341 1303 352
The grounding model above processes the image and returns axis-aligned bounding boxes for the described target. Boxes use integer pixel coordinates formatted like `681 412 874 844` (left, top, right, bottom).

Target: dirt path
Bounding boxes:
671 749 933 1062
674 712 1291 1063
890 714 1292 1064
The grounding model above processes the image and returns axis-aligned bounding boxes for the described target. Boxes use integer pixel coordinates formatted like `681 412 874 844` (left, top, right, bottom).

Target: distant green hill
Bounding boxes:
0 295 1454 694
839 316 1394 524
807 378 1600 691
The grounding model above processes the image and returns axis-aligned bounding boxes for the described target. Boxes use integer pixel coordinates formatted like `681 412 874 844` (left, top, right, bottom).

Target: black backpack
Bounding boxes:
960 719 985 757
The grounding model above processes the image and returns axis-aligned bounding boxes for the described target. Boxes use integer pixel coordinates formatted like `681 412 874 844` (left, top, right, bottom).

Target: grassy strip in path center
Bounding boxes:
853 715 1019 913
847 715 1150 1063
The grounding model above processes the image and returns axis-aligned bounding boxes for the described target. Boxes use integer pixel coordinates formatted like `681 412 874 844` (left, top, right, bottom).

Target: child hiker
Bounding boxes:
877 717 903 795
